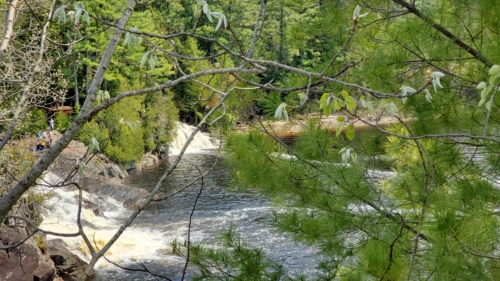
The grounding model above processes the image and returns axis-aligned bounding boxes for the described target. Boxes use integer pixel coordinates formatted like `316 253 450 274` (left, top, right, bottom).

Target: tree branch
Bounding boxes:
393 0 493 67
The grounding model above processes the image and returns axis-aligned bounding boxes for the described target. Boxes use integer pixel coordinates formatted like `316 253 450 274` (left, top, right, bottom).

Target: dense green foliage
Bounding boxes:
194 1 500 281
53 111 72 133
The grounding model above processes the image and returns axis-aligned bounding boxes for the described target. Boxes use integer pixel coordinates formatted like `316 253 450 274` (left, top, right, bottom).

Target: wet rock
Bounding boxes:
136 152 160 171
82 177 150 209
82 196 106 217
47 239 94 281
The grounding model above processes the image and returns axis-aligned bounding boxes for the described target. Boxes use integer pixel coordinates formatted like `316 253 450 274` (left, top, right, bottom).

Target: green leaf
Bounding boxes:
90 137 100 152
485 100 492 110
347 123 355 132
489 73 499 84
351 152 357 163
77 159 86 178
323 103 332 116
74 9 82 25
481 86 491 99
366 101 375 115
123 32 131 46
332 100 340 112
319 93 329 109
336 122 344 137
345 123 355 140
148 57 156 70
346 100 356 111
140 52 149 68
341 90 349 99
489 65 500 75
53 5 67 23
84 11 90 25
53 5 64 19
486 95 495 110
337 116 345 122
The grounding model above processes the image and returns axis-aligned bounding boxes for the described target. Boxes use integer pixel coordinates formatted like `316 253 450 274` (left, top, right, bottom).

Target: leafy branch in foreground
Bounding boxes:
174 227 300 281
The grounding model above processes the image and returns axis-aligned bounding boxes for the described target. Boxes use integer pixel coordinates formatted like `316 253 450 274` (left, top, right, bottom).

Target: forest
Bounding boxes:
2 0 500 280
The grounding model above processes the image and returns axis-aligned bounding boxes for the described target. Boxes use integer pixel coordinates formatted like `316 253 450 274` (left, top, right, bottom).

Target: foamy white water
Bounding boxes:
37 123 223 275
38 173 175 268
168 122 219 155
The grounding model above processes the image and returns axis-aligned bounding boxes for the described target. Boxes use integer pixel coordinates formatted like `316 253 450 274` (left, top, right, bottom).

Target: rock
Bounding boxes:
136 152 160 171
82 177 150 209
0 225 57 281
34 253 57 281
108 166 119 178
51 139 130 184
0 242 40 280
47 239 94 281
0 224 26 245
107 164 127 180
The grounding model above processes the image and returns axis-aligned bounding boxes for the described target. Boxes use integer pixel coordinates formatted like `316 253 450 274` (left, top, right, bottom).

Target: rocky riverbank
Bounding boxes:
0 131 162 281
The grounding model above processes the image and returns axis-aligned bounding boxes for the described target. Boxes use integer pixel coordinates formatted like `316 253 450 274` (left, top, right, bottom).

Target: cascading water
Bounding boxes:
168 122 219 155
38 123 320 280
38 174 168 265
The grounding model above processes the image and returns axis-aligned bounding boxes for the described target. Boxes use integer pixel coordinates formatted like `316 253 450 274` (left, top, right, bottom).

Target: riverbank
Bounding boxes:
0 130 161 281
236 113 400 137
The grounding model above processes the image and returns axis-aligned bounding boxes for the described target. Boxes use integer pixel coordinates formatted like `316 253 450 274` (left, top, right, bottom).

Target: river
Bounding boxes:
39 124 321 281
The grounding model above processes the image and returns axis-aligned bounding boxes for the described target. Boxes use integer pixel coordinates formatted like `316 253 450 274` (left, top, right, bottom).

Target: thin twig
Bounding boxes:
181 165 205 280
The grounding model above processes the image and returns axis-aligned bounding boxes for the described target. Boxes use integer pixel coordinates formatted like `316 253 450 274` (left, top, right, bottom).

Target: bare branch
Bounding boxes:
181 165 205 280
0 0 57 152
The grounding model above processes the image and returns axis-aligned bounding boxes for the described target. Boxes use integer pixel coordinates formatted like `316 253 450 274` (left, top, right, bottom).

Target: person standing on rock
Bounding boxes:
49 117 54 131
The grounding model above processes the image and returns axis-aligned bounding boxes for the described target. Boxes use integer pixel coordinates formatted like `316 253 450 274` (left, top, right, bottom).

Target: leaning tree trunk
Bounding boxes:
0 0 137 225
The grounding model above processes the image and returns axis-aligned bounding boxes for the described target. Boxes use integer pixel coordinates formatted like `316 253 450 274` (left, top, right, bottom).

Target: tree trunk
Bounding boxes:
0 0 19 62
0 0 137 227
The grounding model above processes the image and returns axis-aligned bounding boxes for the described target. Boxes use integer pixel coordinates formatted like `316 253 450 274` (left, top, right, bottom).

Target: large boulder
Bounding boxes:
47 239 94 281
0 225 59 281
50 137 129 184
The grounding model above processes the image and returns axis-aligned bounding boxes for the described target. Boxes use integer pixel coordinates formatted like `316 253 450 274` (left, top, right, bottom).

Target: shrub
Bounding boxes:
53 111 72 133
13 107 48 137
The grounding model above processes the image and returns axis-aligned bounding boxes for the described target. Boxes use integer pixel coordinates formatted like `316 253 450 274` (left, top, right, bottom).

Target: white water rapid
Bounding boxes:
168 122 219 155
38 173 170 265
38 123 222 279
37 123 333 280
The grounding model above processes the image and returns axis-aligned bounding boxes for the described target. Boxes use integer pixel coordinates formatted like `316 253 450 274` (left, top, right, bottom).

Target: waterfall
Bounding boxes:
38 173 172 268
168 122 219 155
